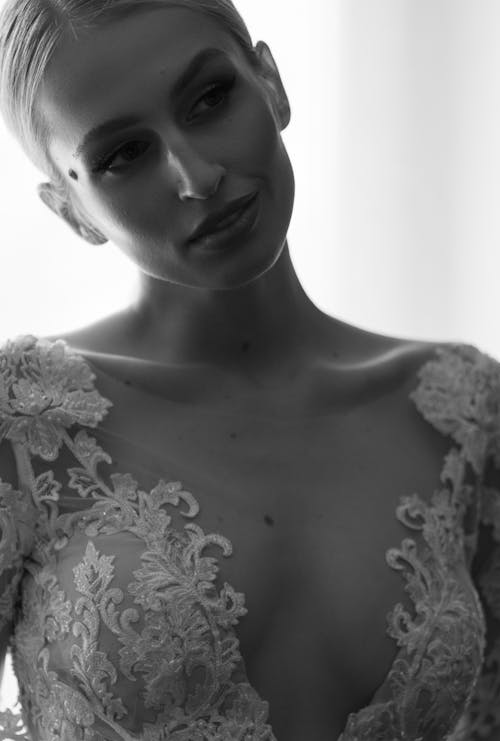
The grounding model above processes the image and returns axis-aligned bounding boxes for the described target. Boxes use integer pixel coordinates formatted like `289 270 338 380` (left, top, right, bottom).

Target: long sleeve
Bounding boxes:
0 473 34 738
408 342 500 740
465 426 500 738
0 345 36 740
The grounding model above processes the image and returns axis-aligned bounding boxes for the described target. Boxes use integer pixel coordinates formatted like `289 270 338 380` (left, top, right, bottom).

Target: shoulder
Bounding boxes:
407 339 500 425
342 331 500 472
0 333 112 461
405 339 500 474
326 319 444 380
0 332 104 395
328 325 444 400
41 309 132 355
366 334 500 409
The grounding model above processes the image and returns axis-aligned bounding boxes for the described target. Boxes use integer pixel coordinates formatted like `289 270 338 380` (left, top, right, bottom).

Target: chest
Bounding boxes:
66 376 460 736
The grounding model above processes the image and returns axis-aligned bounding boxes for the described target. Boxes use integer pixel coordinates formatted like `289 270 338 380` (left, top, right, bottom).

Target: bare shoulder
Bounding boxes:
326 317 447 383
337 326 457 456
40 313 455 413
41 310 130 353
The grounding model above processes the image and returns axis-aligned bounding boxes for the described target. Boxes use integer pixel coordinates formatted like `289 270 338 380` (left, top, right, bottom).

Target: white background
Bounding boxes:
1 1 499 357
1 0 500 704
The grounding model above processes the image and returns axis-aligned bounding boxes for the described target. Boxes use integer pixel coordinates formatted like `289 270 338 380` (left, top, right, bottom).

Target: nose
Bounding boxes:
166 140 225 201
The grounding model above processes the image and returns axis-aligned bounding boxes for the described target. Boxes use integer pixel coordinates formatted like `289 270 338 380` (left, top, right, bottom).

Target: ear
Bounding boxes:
253 41 291 130
37 181 108 245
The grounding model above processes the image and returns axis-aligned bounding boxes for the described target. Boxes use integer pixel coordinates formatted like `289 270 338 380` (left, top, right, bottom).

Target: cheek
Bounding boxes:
82 172 166 241
82 94 284 239
88 192 159 250
235 95 294 207
192 90 282 172
232 95 281 166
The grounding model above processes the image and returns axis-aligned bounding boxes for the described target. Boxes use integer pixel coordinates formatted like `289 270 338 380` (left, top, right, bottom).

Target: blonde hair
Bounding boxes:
0 0 258 223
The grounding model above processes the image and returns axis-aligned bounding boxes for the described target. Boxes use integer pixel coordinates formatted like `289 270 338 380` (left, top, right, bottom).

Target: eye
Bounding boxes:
91 141 149 174
91 76 236 175
188 76 236 119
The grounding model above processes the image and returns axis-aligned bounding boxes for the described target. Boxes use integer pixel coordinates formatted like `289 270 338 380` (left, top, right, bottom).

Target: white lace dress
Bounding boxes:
0 335 498 740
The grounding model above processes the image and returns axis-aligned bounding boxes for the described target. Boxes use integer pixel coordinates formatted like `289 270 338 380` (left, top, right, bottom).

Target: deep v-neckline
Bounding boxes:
69 342 485 739
0 334 493 741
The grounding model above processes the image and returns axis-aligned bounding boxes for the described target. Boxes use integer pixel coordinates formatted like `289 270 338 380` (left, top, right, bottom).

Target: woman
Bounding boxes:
0 1 498 739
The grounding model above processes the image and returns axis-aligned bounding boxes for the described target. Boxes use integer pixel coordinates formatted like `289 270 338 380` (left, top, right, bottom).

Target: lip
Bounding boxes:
189 192 260 252
187 191 259 244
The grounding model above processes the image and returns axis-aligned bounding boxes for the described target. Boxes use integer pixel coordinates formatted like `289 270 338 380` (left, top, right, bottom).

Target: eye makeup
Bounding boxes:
88 74 237 176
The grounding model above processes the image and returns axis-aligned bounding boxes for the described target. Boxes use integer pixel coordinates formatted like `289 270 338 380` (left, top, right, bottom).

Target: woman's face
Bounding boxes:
38 5 295 290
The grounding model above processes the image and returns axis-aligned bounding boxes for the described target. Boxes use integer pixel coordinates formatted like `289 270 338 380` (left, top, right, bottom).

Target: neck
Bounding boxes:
126 242 331 378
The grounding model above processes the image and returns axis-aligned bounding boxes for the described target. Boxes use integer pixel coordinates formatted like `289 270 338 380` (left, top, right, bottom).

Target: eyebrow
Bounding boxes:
73 47 232 160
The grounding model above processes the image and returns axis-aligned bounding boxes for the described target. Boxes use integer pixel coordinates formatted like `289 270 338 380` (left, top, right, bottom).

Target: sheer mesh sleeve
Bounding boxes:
457 346 500 740
0 487 35 739
407 342 500 739
465 430 500 738
0 343 36 740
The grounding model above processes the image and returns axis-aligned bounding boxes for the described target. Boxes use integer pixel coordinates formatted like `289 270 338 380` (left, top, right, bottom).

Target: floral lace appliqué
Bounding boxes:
0 335 274 741
0 337 499 741
339 448 486 741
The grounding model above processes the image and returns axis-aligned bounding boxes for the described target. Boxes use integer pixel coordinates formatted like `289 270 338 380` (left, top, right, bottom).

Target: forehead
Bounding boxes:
38 6 244 154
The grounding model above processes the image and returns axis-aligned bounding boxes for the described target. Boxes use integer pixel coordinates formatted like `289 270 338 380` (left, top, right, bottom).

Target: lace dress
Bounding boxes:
0 335 498 741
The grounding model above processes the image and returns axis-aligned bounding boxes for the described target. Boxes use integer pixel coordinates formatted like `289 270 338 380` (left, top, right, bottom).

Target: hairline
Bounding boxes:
1 0 259 198
44 3 258 179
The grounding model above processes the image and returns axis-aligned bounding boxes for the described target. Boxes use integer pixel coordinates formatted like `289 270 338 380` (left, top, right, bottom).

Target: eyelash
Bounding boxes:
91 76 236 174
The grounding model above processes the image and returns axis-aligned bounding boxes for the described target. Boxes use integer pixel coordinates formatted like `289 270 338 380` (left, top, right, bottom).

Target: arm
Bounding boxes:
0 413 34 740
465 454 500 740
408 342 500 739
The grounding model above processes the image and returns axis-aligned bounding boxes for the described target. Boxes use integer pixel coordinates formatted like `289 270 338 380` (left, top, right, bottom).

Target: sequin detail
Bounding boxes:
0 337 498 740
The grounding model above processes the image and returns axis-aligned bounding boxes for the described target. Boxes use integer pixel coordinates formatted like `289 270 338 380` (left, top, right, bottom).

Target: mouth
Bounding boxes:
187 191 259 243
188 192 260 252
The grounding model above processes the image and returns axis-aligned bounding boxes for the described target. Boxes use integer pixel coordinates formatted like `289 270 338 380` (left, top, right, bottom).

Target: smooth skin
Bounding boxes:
38 7 445 738
39 4 421 409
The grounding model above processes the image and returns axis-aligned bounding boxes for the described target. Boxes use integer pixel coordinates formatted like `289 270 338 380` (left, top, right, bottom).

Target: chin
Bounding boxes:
220 234 290 291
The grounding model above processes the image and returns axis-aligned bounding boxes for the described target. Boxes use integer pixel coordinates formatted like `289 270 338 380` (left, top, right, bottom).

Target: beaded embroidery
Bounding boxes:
0 337 498 740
